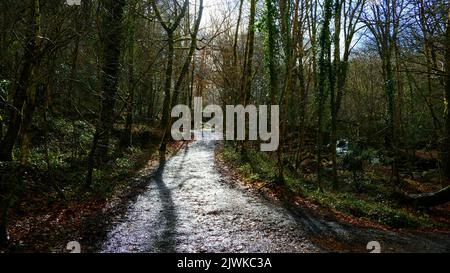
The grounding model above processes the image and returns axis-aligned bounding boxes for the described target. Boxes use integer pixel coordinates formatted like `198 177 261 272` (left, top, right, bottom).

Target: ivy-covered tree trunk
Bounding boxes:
0 0 41 246
264 0 278 105
0 0 41 162
329 0 341 187
316 0 333 185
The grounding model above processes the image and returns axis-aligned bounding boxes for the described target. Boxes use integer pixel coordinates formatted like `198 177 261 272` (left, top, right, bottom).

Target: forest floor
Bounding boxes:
3 128 449 252
1 127 186 253
83 130 450 253
216 147 450 252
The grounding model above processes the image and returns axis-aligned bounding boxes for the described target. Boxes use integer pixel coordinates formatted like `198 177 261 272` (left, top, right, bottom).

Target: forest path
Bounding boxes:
100 131 450 253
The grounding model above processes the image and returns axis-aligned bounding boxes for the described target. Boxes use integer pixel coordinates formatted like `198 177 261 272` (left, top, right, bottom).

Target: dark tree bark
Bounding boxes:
443 8 450 180
93 0 126 163
0 0 41 247
123 2 138 148
295 0 308 170
0 0 41 162
159 31 175 132
241 0 256 106
406 185 450 207
85 0 126 187
316 0 333 185
264 0 278 105
237 0 256 160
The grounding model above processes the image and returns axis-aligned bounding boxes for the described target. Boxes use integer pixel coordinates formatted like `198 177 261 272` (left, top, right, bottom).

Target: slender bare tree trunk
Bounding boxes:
443 7 450 180
160 0 203 157
123 2 138 148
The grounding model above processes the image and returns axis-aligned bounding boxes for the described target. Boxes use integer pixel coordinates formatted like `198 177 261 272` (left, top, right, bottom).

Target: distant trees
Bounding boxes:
71 1 450 191
364 0 404 184
329 0 365 186
211 0 449 192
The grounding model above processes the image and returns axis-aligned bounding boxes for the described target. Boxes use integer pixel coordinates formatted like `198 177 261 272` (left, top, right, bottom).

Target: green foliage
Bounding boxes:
261 0 279 102
115 156 134 169
49 119 95 149
359 148 379 161
28 147 70 169
222 145 440 228
223 144 277 181
0 79 11 100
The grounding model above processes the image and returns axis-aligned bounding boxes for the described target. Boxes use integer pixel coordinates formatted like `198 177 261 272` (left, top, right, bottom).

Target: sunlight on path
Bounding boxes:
101 131 318 253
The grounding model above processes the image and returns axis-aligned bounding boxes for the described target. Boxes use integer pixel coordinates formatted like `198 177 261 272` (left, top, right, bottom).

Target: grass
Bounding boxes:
221 143 442 229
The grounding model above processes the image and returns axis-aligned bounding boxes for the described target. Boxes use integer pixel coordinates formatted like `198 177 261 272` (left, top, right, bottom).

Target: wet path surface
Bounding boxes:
101 131 318 252
100 131 450 253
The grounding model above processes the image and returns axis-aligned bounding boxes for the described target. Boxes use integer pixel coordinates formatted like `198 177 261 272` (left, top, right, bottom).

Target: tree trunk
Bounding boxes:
151 0 189 159
330 0 342 187
443 8 450 180
0 198 8 246
316 0 333 186
233 0 244 82
0 0 40 162
93 0 126 163
407 185 450 207
241 0 256 106
237 0 256 159
264 0 278 105
123 3 137 148
123 47 135 148
160 0 203 157
159 31 174 132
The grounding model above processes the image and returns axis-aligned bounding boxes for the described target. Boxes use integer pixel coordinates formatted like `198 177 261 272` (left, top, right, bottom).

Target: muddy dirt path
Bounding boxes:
99 131 450 253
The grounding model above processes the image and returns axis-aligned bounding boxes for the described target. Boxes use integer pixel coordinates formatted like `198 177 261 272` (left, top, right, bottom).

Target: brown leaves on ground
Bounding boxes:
214 145 450 234
3 140 187 253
